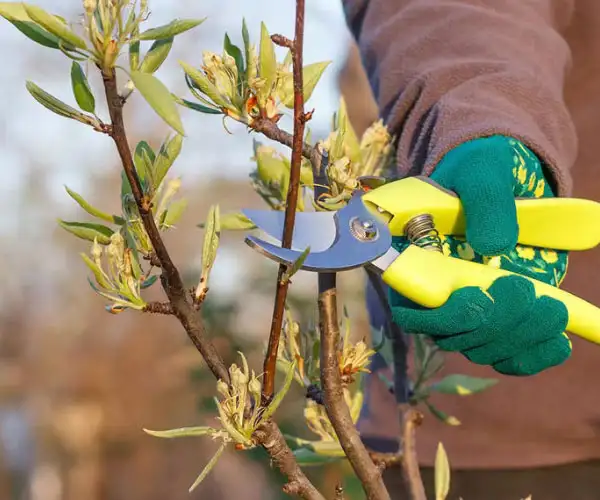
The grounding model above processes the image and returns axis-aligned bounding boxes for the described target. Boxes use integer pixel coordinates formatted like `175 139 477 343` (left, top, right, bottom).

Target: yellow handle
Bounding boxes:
381 245 600 344
362 176 600 251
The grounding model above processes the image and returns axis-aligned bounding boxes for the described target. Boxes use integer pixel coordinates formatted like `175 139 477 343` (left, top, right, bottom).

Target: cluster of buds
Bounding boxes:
144 353 296 492
316 99 395 210
179 21 330 127
82 233 154 313
82 0 148 69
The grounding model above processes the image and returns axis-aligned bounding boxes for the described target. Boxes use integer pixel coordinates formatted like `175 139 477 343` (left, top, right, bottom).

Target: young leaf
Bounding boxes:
223 33 244 85
188 442 227 493
130 71 185 135
201 205 221 285
133 140 155 189
198 211 255 231
0 2 61 48
261 360 297 421
70 62 95 113
173 95 221 115
153 133 183 188
23 3 87 50
58 220 114 244
179 61 229 108
258 22 276 91
26 81 95 125
65 186 124 224
140 37 173 73
424 401 461 427
140 275 158 289
431 374 498 396
241 18 252 82
434 442 451 500
282 246 310 282
162 198 188 228
143 426 215 438
129 26 140 70
138 18 206 40
281 61 331 108
80 253 111 290
255 147 289 186
292 448 343 466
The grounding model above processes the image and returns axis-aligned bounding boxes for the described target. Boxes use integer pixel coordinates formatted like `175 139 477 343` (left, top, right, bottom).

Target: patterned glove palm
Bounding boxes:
389 135 571 376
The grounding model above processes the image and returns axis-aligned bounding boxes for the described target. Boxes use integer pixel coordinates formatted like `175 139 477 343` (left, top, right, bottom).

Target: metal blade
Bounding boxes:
243 194 392 272
241 210 336 252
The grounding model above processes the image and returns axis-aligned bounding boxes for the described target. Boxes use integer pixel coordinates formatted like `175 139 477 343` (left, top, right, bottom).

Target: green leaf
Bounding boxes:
292 448 343 466
173 95 221 115
179 61 229 109
255 146 289 186
138 18 206 40
130 71 185 136
80 253 111 290
188 442 227 493
26 81 96 126
241 18 252 83
58 220 114 244
140 37 173 73
65 186 124 224
143 426 215 439
282 246 310 282
224 33 244 86
133 140 155 189
140 275 158 289
0 2 61 49
198 211 255 231
258 22 276 92
70 62 95 113
434 442 451 500
280 61 331 108
201 205 221 284
153 133 183 188
262 360 296 421
129 26 140 70
22 3 87 49
162 198 188 228
424 401 461 427
431 374 498 396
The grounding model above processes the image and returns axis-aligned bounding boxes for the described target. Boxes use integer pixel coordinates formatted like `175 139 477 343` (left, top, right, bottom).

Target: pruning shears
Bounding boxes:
241 176 600 344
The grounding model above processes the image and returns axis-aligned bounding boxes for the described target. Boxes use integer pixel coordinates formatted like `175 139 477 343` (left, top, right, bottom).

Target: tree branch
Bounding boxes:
102 62 322 499
260 0 309 403
399 408 427 500
319 288 390 500
101 67 230 383
254 420 325 500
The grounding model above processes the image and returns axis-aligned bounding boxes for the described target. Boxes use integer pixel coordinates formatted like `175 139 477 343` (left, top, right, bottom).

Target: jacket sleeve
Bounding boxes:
342 0 577 195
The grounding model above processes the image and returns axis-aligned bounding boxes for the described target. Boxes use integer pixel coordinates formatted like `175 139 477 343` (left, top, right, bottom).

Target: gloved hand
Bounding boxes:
390 135 571 376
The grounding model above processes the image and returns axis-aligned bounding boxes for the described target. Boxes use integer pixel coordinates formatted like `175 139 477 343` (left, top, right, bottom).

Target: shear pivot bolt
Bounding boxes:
350 217 378 241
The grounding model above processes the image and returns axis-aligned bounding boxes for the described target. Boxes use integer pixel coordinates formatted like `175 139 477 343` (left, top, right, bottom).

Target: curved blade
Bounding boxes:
244 195 392 272
241 210 335 252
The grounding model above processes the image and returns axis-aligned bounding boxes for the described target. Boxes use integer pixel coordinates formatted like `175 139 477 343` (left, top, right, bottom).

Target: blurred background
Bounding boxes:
0 1 380 498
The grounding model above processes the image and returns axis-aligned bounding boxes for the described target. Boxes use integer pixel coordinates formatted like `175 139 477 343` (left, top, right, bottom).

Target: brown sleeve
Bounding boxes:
342 0 577 195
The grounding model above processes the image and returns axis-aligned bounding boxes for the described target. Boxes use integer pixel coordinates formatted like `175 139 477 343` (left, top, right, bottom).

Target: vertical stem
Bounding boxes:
262 0 308 403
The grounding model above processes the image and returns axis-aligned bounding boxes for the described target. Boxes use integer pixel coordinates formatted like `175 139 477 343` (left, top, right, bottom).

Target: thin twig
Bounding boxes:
366 271 426 498
261 0 309 404
101 67 229 383
251 117 320 167
254 420 326 500
143 301 175 314
399 407 426 500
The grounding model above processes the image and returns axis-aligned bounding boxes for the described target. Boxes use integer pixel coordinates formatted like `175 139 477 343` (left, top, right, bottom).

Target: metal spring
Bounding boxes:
404 214 443 253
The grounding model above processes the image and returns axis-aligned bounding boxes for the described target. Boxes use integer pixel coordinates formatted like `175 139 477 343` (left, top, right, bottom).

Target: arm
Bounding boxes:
342 0 577 195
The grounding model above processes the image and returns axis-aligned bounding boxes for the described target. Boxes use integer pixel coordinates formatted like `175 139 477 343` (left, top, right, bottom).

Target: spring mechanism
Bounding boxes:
404 214 443 253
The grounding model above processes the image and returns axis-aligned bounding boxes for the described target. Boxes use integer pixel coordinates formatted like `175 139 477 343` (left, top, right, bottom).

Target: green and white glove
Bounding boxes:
390 135 571 376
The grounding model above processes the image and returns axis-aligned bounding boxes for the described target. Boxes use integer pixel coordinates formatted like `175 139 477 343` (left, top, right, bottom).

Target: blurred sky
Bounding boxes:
0 0 351 217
